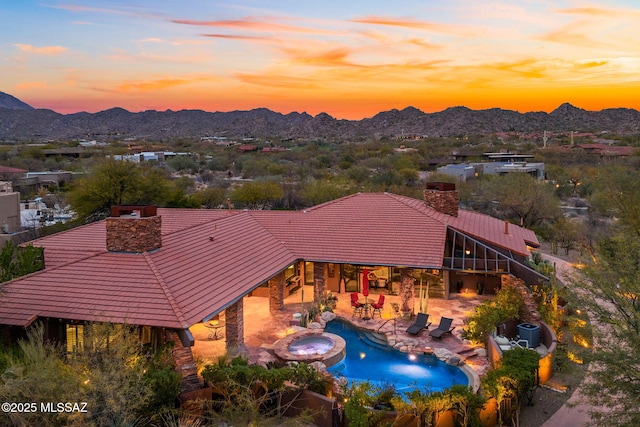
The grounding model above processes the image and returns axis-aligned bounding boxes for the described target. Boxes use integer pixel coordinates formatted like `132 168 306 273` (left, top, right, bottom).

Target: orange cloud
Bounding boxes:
201 33 269 41
14 44 68 55
235 73 320 90
171 17 333 35
16 81 47 90
536 24 605 48
350 16 470 36
281 46 358 67
556 7 640 17
116 76 214 93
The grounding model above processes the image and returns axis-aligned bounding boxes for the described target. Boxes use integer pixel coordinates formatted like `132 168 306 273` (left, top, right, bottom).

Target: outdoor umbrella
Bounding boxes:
362 269 370 303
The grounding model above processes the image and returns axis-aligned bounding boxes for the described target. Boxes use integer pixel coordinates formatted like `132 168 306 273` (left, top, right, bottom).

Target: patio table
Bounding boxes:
359 300 372 320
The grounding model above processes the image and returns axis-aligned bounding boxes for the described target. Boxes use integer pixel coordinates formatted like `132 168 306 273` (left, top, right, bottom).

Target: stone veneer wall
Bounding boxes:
225 299 244 348
106 215 162 253
501 274 540 324
313 262 326 302
399 269 415 319
269 272 285 312
423 189 459 217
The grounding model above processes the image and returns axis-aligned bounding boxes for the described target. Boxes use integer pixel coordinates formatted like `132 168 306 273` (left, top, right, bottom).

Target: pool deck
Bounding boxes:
190 286 492 384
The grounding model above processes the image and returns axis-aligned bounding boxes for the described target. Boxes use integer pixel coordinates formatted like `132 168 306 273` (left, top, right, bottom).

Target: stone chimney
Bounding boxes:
424 182 459 217
106 205 162 253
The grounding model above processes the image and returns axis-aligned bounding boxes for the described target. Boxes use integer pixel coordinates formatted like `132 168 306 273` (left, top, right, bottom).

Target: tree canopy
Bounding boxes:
474 174 559 228
0 242 43 284
67 159 198 222
568 169 640 426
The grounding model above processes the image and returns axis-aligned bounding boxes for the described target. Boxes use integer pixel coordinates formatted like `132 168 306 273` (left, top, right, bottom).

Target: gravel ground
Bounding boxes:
520 364 586 427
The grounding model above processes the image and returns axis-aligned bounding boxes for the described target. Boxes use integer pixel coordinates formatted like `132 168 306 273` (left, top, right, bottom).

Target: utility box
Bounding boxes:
517 323 540 348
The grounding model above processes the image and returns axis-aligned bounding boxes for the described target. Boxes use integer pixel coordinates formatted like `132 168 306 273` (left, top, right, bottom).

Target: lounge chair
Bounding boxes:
406 313 431 335
429 317 455 339
371 294 385 319
350 292 364 317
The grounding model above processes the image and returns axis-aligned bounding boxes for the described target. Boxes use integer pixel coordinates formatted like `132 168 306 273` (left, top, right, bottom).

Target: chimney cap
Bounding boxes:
426 182 456 191
110 205 157 218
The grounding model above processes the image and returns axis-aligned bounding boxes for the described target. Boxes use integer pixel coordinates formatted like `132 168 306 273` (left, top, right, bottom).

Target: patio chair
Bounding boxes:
371 294 385 319
350 292 364 317
406 313 431 335
429 317 455 339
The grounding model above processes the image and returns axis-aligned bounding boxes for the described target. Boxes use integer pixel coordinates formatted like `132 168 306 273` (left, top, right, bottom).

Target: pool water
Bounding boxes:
324 319 469 393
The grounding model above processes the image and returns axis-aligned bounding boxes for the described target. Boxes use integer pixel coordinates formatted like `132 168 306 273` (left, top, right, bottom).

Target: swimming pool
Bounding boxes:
324 318 469 393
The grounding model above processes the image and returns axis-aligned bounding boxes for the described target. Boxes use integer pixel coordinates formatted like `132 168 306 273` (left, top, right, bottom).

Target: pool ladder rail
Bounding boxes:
376 318 397 335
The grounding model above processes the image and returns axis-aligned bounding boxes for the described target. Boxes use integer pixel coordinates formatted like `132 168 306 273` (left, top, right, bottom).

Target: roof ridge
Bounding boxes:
383 193 451 225
143 252 189 328
303 192 363 212
161 209 239 238
244 211 298 259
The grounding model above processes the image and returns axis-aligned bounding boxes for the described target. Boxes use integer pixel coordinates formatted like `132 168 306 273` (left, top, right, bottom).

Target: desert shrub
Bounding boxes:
463 286 525 345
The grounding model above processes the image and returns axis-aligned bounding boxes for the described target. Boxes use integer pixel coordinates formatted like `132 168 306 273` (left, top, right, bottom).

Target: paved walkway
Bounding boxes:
539 253 590 427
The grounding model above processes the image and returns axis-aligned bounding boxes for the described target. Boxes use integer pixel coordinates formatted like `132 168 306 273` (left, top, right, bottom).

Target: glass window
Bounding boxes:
66 324 84 353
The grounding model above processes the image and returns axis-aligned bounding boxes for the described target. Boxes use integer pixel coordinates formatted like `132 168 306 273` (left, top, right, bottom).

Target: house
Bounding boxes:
573 143 632 157
438 162 545 181
0 183 544 353
0 181 20 235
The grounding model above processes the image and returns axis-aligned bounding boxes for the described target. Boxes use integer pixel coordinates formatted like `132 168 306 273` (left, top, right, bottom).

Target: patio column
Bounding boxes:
269 271 285 312
400 269 415 319
225 299 244 349
313 262 326 302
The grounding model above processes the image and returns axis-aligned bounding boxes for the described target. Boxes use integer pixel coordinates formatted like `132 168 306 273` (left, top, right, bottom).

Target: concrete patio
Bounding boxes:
189 285 493 381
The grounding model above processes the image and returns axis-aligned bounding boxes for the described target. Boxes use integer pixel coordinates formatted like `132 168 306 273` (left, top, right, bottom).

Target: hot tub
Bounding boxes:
274 330 346 367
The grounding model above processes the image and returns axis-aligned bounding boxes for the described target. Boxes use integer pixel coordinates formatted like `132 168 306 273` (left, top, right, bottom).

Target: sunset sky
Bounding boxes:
2 1 640 119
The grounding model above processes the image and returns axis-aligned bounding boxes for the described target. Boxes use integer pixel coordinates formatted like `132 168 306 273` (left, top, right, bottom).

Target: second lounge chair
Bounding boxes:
429 317 455 339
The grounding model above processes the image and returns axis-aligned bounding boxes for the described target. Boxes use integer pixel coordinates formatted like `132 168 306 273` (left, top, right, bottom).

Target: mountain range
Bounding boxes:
1 91 638 141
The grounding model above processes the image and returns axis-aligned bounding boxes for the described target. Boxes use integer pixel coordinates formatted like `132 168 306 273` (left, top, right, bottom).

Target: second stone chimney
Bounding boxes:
424 182 459 217
106 205 162 253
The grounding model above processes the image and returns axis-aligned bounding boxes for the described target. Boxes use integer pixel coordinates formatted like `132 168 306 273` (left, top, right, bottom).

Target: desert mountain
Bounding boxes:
0 92 638 141
0 91 34 110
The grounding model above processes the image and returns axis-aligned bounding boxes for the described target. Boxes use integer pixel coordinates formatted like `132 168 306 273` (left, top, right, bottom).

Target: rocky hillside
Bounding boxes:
0 91 34 111
0 91 638 141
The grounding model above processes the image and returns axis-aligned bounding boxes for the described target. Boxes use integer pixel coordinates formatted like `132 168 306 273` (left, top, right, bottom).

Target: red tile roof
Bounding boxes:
0 165 28 174
1 193 539 329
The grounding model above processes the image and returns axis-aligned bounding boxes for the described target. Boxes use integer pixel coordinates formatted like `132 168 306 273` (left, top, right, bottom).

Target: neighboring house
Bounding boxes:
480 161 545 180
573 143 632 157
438 162 545 181
0 182 21 240
0 183 544 353
109 151 184 163
436 164 476 181
12 171 77 195
0 165 27 181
